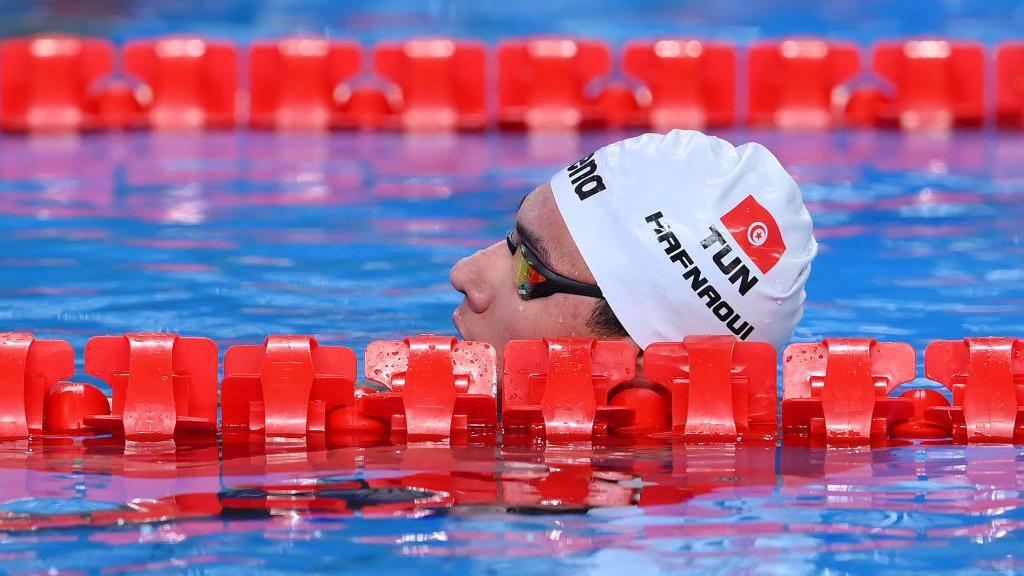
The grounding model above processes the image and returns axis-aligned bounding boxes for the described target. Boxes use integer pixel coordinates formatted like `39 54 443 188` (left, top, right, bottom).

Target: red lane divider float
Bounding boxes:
122 37 238 130
354 335 497 441
0 332 76 438
622 39 735 130
374 38 488 131
749 39 859 129
497 37 611 130
781 338 916 445
641 335 777 441
249 37 362 131
0 35 114 132
221 335 357 437
44 380 112 435
997 43 1024 128
889 388 951 440
1 34 1022 132
502 338 636 441
84 333 218 440
922 337 1024 443
852 39 986 130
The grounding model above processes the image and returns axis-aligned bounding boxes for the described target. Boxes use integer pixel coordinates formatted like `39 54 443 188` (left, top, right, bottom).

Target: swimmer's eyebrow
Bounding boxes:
513 191 551 263
517 192 529 211
515 220 552 265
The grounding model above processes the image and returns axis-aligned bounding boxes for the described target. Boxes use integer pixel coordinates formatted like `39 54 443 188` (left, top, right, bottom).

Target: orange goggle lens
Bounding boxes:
514 249 546 299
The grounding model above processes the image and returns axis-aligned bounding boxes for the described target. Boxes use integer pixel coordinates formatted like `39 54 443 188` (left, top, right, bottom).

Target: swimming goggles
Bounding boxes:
506 230 603 301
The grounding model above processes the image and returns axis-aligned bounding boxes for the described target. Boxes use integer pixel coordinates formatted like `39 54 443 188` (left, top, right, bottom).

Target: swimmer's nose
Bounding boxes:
449 250 492 314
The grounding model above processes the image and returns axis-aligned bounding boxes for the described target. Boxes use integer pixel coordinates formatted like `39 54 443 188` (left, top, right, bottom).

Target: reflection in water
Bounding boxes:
0 437 1023 571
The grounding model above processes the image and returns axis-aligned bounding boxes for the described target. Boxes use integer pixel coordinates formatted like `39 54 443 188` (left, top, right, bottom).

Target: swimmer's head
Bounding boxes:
450 129 817 359
449 180 619 363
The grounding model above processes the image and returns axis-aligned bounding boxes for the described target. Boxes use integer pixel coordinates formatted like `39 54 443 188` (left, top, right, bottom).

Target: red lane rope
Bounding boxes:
1 36 1020 132
2 331 1021 445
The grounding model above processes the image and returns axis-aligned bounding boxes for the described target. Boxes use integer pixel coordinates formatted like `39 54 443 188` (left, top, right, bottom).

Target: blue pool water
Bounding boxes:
0 129 1022 573
4 0 1024 46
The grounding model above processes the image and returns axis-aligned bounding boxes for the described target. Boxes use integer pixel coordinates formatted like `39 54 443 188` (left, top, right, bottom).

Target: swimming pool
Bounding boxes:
0 127 1021 573
2 0 1024 573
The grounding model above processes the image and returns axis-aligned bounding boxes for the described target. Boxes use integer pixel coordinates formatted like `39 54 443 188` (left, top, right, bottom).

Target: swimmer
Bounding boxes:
449 129 817 370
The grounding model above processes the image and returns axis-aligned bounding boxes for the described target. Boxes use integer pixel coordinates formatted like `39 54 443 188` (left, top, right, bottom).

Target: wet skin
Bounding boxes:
449 182 636 368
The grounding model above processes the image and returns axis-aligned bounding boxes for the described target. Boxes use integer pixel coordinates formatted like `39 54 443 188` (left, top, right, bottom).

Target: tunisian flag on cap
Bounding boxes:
549 130 817 350
721 195 787 274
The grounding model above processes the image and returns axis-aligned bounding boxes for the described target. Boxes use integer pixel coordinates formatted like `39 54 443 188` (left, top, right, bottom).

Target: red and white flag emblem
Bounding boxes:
720 195 786 274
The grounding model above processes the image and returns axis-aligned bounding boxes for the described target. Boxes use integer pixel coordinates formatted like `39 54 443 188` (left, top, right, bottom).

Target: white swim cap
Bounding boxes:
550 130 817 350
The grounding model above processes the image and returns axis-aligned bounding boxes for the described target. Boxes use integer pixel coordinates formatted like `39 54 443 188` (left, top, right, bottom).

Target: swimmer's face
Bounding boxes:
450 182 621 364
